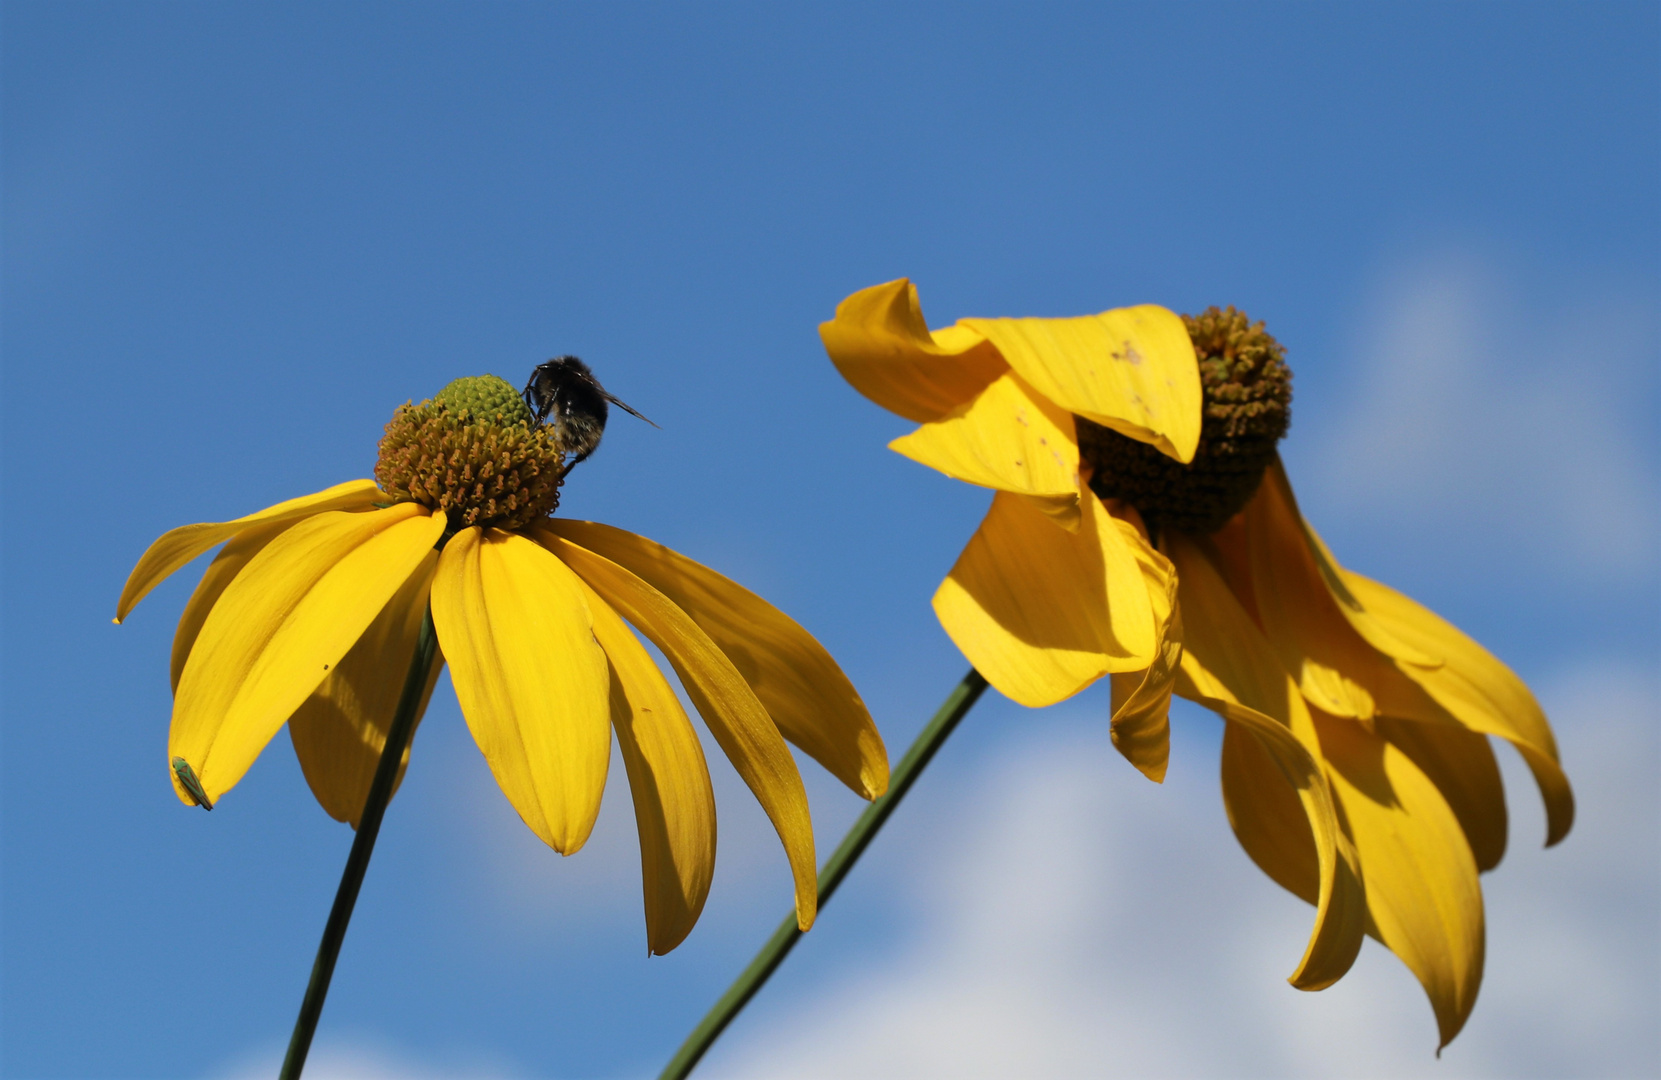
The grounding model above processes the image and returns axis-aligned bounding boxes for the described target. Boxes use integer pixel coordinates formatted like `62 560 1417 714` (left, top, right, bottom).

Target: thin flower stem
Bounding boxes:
658 667 990 1080
279 605 439 1080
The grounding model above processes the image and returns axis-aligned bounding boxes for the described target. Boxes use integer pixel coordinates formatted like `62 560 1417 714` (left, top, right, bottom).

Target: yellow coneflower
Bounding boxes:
819 278 1572 1049
117 371 887 1076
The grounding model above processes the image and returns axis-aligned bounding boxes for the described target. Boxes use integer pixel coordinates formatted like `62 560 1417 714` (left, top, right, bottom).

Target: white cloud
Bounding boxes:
1295 251 1659 582
709 662 1660 1080
211 1034 523 1080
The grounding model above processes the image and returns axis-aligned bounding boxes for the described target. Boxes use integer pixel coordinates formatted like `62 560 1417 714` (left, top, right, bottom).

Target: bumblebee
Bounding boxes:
522 355 656 465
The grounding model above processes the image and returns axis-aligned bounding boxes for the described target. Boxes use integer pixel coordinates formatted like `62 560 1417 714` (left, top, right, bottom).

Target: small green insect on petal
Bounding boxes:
172 756 214 811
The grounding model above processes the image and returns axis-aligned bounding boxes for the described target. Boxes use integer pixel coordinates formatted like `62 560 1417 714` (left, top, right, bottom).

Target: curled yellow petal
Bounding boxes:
1171 532 1366 990
1189 675 1367 991
1316 712 1486 1050
1341 569 1575 847
934 485 1154 708
117 479 382 623
819 278 1008 423
962 305 1201 464
289 551 444 828
1108 521 1181 783
577 573 716 955
542 520 888 801
1377 717 1507 874
539 530 819 931
431 528 612 855
169 504 443 807
889 371 1081 528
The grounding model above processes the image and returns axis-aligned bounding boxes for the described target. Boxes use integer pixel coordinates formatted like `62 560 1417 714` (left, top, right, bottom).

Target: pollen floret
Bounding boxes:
434 373 536 428
1078 306 1293 536
375 375 566 531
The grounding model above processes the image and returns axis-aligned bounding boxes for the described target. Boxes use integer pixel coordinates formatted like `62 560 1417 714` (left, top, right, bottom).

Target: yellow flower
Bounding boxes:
116 374 887 955
822 279 1573 1048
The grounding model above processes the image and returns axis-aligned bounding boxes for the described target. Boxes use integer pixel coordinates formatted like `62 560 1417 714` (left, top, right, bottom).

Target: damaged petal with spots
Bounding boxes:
1080 306 1292 537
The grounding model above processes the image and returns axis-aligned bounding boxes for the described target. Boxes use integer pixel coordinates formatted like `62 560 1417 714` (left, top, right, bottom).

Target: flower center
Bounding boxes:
1076 306 1292 537
375 374 568 532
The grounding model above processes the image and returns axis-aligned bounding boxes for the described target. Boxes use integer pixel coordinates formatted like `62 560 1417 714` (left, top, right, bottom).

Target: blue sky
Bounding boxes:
3 4 1656 1078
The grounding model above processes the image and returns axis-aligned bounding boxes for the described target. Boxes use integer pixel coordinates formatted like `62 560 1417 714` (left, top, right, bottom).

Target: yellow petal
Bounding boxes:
1282 470 1441 669
577 573 716 955
933 485 1155 708
541 520 888 801
169 504 443 807
961 305 1201 464
171 519 295 692
1189 675 1367 991
819 278 1008 423
540 530 819 931
1170 532 1367 990
1240 460 1561 851
1220 718 1321 905
1170 532 1306 725
117 479 382 622
1341 569 1575 847
1241 461 1446 721
1108 521 1181 782
289 551 444 828
1221 695 1499 933
1376 717 1507 874
430 528 612 855
1316 712 1486 1050
889 371 1081 528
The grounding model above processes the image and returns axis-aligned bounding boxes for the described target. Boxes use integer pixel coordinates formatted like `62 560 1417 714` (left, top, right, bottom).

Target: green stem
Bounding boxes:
279 605 438 1080
658 667 989 1080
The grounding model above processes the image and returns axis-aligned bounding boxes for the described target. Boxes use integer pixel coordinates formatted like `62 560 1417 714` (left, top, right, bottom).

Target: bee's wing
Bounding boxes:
601 391 659 428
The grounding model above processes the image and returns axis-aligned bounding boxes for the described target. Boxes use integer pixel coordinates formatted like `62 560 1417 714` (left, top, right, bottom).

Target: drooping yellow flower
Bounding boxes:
821 279 1573 1048
117 373 887 954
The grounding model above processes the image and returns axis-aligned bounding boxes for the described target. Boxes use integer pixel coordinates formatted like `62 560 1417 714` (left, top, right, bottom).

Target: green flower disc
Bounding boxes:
376 373 565 532
434 374 534 427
